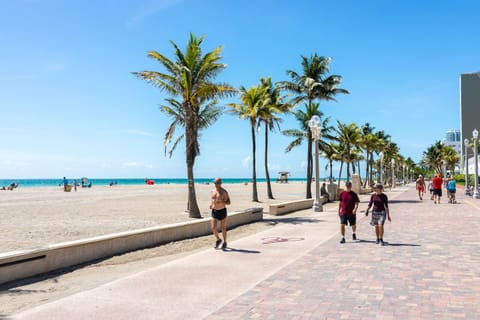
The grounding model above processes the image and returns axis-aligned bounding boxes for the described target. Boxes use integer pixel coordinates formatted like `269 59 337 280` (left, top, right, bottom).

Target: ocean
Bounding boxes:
0 178 308 188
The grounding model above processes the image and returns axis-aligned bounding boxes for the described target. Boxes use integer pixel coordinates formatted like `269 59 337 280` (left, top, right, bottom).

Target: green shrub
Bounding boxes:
453 174 465 183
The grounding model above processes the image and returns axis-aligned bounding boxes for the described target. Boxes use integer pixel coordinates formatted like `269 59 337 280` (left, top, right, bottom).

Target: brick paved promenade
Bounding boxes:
11 185 480 319
210 186 480 319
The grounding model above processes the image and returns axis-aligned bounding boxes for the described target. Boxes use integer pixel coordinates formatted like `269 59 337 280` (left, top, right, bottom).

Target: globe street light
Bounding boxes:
464 138 470 196
308 115 323 212
391 158 395 189
473 128 479 199
379 152 384 184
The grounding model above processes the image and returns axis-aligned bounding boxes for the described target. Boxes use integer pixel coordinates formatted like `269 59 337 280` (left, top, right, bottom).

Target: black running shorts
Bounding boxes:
212 208 227 221
340 214 356 226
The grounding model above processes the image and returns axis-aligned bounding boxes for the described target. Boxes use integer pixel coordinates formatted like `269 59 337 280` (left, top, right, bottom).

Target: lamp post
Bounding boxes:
473 129 479 199
403 164 406 184
379 152 384 184
441 160 447 179
464 138 470 196
309 115 323 212
391 158 395 189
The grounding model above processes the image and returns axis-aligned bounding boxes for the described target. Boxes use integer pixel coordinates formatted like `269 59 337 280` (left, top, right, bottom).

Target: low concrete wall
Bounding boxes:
0 208 263 285
268 197 327 215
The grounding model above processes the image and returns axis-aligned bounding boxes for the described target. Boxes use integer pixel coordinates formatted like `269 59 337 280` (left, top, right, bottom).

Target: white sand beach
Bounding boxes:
0 182 310 253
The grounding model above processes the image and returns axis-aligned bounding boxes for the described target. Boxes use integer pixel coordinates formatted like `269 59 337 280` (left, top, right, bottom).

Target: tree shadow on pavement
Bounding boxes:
222 247 261 254
264 217 323 225
389 200 422 204
384 242 421 247
356 240 421 247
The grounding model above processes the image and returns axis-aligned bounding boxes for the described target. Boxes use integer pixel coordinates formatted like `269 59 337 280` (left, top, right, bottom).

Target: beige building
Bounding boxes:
460 72 480 166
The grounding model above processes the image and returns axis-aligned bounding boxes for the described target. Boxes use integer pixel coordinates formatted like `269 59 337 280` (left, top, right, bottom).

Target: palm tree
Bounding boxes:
422 141 444 174
361 133 381 187
229 85 269 202
161 98 222 158
279 54 348 198
322 143 340 182
133 33 236 218
442 146 460 173
374 130 391 182
283 104 334 186
259 77 290 199
333 121 361 182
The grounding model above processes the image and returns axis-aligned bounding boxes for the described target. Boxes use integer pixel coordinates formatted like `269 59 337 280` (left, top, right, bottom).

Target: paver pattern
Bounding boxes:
209 187 480 319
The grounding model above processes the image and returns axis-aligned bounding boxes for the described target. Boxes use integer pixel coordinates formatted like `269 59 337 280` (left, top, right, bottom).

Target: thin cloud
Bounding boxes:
121 129 156 137
45 63 66 72
126 0 183 29
99 129 156 137
121 161 154 169
0 74 36 81
241 156 252 168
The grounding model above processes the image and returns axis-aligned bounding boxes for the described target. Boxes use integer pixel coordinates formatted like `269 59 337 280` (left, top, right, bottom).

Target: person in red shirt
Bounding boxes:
432 173 443 204
338 181 360 243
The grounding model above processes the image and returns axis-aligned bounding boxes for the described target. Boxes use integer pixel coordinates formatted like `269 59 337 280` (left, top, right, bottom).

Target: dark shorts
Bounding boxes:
370 210 386 226
448 189 456 194
212 208 227 221
433 189 442 197
340 214 356 226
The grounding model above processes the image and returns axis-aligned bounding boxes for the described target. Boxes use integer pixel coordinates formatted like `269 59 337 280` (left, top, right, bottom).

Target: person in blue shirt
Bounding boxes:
63 177 68 191
447 178 456 204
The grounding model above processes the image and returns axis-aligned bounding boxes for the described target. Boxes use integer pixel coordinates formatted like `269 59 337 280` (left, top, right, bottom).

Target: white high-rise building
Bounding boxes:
443 129 461 155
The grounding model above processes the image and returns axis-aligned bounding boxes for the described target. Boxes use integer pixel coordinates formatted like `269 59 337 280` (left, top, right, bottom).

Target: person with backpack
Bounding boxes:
447 178 457 204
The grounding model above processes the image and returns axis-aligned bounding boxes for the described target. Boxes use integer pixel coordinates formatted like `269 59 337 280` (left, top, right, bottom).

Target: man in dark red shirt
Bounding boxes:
338 181 360 243
432 173 443 204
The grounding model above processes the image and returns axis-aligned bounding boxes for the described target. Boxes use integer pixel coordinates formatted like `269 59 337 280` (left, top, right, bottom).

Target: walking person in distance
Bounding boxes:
432 173 443 204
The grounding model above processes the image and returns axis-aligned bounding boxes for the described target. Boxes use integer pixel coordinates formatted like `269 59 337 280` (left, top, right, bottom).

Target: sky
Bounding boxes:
0 0 479 179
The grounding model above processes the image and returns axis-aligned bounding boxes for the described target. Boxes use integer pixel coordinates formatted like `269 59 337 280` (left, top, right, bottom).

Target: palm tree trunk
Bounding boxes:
338 161 344 186
185 111 201 218
364 153 369 188
346 159 351 181
357 159 362 185
329 159 333 182
306 133 313 199
265 122 274 199
251 124 259 202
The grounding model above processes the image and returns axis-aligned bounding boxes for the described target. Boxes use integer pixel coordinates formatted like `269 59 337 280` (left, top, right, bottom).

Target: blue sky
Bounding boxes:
1 0 479 179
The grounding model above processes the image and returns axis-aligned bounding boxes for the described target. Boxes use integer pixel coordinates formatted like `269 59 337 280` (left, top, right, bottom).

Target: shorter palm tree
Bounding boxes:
229 85 269 202
259 77 290 199
333 121 361 182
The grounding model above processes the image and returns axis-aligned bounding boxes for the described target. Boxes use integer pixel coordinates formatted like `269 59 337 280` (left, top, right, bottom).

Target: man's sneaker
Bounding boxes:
352 234 357 241
340 238 346 244
376 239 380 244
380 240 385 246
214 239 222 249
221 242 227 249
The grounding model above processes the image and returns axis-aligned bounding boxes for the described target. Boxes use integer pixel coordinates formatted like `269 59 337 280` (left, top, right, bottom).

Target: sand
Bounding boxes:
0 181 339 316
0 182 307 253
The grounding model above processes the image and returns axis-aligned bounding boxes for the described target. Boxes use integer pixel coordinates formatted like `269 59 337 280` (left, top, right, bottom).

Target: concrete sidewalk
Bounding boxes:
12 195 352 320
13 185 480 319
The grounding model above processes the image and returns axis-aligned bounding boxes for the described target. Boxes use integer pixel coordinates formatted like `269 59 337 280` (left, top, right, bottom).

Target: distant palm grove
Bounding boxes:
133 33 459 218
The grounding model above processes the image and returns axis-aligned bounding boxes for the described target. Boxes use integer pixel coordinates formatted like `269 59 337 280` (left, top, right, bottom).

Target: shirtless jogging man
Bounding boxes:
415 175 426 200
210 178 231 249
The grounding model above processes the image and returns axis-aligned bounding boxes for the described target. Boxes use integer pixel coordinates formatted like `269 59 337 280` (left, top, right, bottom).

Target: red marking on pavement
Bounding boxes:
261 237 305 244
